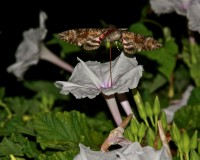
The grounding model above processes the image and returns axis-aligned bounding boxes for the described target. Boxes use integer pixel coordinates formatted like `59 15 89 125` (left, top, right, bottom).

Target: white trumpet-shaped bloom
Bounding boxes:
150 0 200 33
7 11 73 80
7 11 47 80
55 52 143 99
74 142 171 160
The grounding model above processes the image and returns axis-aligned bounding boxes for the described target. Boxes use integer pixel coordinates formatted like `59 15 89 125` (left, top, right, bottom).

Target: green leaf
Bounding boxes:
0 116 35 137
0 137 23 156
5 97 41 116
33 111 102 150
141 73 167 93
129 22 153 36
10 133 41 158
87 112 114 133
174 64 191 94
23 80 70 101
37 150 77 160
174 105 200 133
47 34 80 58
0 87 5 99
190 63 200 87
141 39 178 80
188 87 200 106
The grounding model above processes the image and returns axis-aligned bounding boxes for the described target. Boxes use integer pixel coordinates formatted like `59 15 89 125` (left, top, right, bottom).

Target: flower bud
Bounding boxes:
145 101 153 118
153 96 160 116
157 138 162 150
132 90 147 122
146 128 156 147
125 127 135 142
190 150 200 160
130 118 138 135
181 131 190 156
190 130 198 150
160 111 167 131
137 122 147 141
171 122 181 144
145 102 155 126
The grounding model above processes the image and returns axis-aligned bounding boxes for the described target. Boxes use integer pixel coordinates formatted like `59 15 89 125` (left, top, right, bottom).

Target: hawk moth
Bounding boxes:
58 25 162 54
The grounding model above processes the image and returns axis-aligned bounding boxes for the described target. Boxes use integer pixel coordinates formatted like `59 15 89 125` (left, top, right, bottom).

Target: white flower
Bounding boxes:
150 0 200 33
7 11 73 80
149 0 175 15
150 0 193 16
54 52 143 99
163 85 193 123
55 52 142 125
73 142 171 160
187 0 200 33
7 11 47 80
74 120 172 160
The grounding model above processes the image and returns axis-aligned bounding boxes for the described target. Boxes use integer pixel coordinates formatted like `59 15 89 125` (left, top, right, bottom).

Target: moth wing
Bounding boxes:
58 28 106 50
83 28 106 50
121 31 162 54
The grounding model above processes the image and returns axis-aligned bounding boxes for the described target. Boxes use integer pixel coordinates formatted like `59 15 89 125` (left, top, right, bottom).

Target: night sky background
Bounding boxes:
0 0 187 98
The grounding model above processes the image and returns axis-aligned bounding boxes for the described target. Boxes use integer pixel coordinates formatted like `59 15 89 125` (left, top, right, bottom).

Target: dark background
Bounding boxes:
0 0 187 98
0 0 150 96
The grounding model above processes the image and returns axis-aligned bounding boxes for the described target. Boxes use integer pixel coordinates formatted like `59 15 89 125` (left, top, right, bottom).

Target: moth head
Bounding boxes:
106 30 122 42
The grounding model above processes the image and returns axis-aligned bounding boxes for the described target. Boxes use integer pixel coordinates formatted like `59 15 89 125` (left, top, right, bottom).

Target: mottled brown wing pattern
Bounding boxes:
58 28 106 50
58 26 162 54
121 31 162 54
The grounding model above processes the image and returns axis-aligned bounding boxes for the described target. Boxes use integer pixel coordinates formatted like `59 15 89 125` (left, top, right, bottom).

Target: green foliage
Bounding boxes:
33 111 103 150
47 34 80 58
182 38 200 87
141 38 178 80
23 80 70 101
37 150 77 160
129 22 153 36
0 86 107 159
2 1 200 159
188 87 200 106
174 105 200 134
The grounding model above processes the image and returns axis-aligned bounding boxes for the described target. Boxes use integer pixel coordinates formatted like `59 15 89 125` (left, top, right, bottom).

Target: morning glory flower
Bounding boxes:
73 142 171 160
55 52 143 125
74 118 172 160
150 0 200 33
149 0 193 16
7 11 73 80
55 52 142 99
163 85 193 123
149 0 175 15
186 0 200 33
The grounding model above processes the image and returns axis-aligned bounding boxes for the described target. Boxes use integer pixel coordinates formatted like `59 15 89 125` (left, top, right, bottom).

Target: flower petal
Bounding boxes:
54 81 100 99
150 0 175 15
55 52 143 99
187 0 200 33
7 61 37 80
7 11 48 80
74 142 172 160
102 53 143 95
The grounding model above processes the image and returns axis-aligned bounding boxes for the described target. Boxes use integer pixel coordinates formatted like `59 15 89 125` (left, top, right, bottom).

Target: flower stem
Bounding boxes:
103 94 122 126
116 93 135 118
0 100 12 119
40 44 74 73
